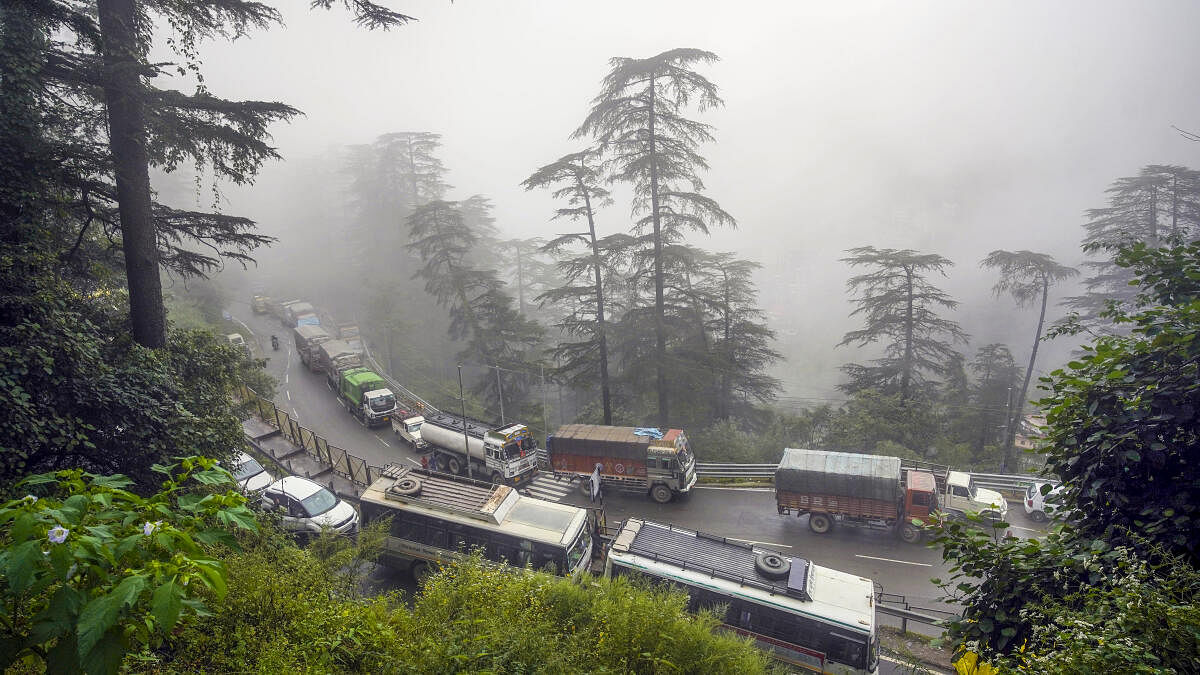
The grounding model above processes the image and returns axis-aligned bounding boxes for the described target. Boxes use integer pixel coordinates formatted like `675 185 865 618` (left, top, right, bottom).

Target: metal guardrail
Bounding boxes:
695 462 1053 494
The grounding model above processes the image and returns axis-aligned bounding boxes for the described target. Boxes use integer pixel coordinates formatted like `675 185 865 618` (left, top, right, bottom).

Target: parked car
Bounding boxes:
230 451 274 495
1023 481 1064 523
260 476 359 536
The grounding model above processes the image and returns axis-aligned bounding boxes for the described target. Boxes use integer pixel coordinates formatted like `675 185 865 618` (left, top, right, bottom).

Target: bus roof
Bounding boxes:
362 467 587 547
609 519 875 635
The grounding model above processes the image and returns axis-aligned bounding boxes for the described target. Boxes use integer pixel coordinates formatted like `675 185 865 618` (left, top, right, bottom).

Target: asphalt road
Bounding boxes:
235 302 1049 673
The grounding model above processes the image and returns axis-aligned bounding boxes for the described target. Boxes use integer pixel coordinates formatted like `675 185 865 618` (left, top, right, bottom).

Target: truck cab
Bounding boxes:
361 388 398 425
944 470 1007 520
899 469 939 543
392 415 426 449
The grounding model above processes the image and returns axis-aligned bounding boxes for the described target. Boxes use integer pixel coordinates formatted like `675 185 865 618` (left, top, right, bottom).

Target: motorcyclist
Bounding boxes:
270 335 279 350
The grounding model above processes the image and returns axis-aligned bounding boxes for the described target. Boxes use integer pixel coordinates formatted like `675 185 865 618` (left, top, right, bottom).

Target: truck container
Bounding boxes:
419 412 538 487
282 301 316 327
336 323 363 352
545 425 697 504
292 325 332 370
774 448 939 543
337 367 397 427
315 339 363 388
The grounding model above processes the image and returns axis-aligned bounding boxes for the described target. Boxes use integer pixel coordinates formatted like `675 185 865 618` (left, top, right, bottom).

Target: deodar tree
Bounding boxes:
575 48 735 426
981 249 1078 472
838 247 967 401
524 150 618 423
1067 165 1200 325
12 0 413 349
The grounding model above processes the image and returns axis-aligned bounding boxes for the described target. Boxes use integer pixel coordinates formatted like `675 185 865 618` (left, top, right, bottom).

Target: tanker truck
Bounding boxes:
418 412 538 487
336 367 397 427
774 448 940 543
544 425 697 504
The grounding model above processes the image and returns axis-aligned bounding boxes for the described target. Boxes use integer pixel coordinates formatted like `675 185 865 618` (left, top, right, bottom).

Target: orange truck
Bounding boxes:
545 425 698 504
775 448 939 543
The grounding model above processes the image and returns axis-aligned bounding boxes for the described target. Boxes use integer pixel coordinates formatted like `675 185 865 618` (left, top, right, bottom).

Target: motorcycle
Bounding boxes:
270 335 279 351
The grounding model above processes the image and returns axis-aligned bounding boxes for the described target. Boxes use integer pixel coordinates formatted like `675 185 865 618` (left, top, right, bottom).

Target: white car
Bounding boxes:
1023 481 1064 523
231 451 275 495
261 476 359 536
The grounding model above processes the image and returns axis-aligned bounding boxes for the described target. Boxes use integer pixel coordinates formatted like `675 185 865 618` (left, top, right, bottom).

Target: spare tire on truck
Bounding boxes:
392 477 422 496
754 551 791 580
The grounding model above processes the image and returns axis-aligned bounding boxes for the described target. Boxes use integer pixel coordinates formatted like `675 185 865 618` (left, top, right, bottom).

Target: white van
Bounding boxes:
261 476 358 536
1024 482 1064 522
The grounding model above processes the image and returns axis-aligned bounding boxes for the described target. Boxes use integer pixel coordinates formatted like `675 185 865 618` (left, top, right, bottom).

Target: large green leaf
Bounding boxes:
75 594 120 659
150 580 183 632
5 540 42 594
30 585 84 644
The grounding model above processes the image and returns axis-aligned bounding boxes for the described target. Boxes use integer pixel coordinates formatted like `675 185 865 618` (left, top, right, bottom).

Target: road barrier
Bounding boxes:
695 462 1050 496
239 384 385 488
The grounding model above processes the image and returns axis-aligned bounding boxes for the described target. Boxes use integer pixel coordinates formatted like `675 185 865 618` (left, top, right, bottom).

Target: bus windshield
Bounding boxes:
566 526 592 574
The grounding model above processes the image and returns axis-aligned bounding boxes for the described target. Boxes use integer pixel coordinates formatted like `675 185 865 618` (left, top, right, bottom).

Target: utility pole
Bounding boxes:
495 365 505 425
1000 386 1014 473
459 364 472 480
541 365 548 442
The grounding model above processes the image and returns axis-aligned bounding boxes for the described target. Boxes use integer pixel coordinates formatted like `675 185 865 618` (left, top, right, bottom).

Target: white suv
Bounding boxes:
261 476 359 536
231 451 274 495
1023 481 1064 523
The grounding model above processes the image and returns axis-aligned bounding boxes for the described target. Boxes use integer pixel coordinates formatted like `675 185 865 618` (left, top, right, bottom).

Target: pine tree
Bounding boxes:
838 247 967 400
968 343 1020 454
10 0 413 347
982 249 1079 471
524 151 618 423
575 48 735 426
1067 165 1200 323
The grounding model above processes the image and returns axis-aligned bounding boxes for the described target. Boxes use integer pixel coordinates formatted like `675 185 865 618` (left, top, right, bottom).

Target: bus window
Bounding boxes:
827 633 868 669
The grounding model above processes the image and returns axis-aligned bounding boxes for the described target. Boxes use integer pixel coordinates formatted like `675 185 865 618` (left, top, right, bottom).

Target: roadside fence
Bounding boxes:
239 384 385 488
695 462 1051 497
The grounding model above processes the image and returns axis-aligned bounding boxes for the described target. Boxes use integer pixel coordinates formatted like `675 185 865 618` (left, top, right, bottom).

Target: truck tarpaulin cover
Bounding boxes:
550 425 651 461
776 448 902 502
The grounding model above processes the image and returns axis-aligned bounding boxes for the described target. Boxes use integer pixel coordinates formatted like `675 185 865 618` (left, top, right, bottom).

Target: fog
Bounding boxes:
166 0 1200 401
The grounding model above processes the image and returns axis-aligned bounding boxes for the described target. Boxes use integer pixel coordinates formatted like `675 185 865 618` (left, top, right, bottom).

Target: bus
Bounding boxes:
359 465 594 582
605 518 879 674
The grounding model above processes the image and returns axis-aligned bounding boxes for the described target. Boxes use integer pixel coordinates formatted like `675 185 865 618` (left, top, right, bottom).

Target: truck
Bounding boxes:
544 425 697 504
337 367 397 427
251 295 270 315
292 324 332 369
391 414 426 449
282 301 316 328
774 448 939 543
315 339 363 388
896 457 1009 521
418 412 539 487
336 323 363 352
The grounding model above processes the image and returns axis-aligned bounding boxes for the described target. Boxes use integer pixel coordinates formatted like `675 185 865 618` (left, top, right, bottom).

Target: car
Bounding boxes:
260 476 359 536
230 451 275 495
1023 481 1064 523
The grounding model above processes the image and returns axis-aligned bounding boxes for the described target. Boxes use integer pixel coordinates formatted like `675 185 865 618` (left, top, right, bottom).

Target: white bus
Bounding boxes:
359 465 594 582
605 519 879 674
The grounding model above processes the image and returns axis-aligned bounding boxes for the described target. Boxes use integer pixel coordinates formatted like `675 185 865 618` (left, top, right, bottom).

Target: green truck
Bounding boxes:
337 367 397 427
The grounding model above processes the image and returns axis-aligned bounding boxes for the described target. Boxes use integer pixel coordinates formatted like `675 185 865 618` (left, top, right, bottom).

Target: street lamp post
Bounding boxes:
459 364 472 480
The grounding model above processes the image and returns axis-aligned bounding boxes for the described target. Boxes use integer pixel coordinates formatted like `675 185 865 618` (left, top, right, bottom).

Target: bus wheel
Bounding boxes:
900 523 922 544
411 560 432 585
445 456 463 475
754 551 791 579
809 513 833 534
650 484 673 504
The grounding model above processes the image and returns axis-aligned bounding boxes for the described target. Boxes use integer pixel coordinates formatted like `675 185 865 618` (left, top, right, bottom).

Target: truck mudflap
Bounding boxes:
680 468 698 493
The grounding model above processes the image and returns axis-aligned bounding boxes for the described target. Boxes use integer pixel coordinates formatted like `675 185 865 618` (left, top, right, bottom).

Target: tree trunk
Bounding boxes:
580 176 612 425
98 0 165 349
901 267 914 400
647 75 669 426
1002 276 1048 472
515 244 526 316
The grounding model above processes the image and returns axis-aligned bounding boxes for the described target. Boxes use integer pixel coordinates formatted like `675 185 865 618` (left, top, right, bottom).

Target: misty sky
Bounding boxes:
176 1 1200 400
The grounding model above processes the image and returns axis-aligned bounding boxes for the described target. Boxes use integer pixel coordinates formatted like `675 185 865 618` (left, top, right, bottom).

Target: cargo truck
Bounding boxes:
418 412 538 487
545 425 697 504
282 301 316 327
292 324 332 369
337 367 397 427
774 448 939 543
251 295 270 315
315 339 363 388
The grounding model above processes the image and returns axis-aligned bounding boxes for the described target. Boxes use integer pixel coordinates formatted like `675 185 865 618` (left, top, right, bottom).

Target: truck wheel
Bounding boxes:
900 523 922 544
809 513 833 534
650 484 673 504
490 471 503 485
445 456 463 476
754 551 791 580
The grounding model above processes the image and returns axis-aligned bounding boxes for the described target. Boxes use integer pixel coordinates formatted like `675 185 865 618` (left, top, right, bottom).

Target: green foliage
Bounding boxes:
0 458 256 674
159 550 767 674
822 390 940 456
1040 241 1200 564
